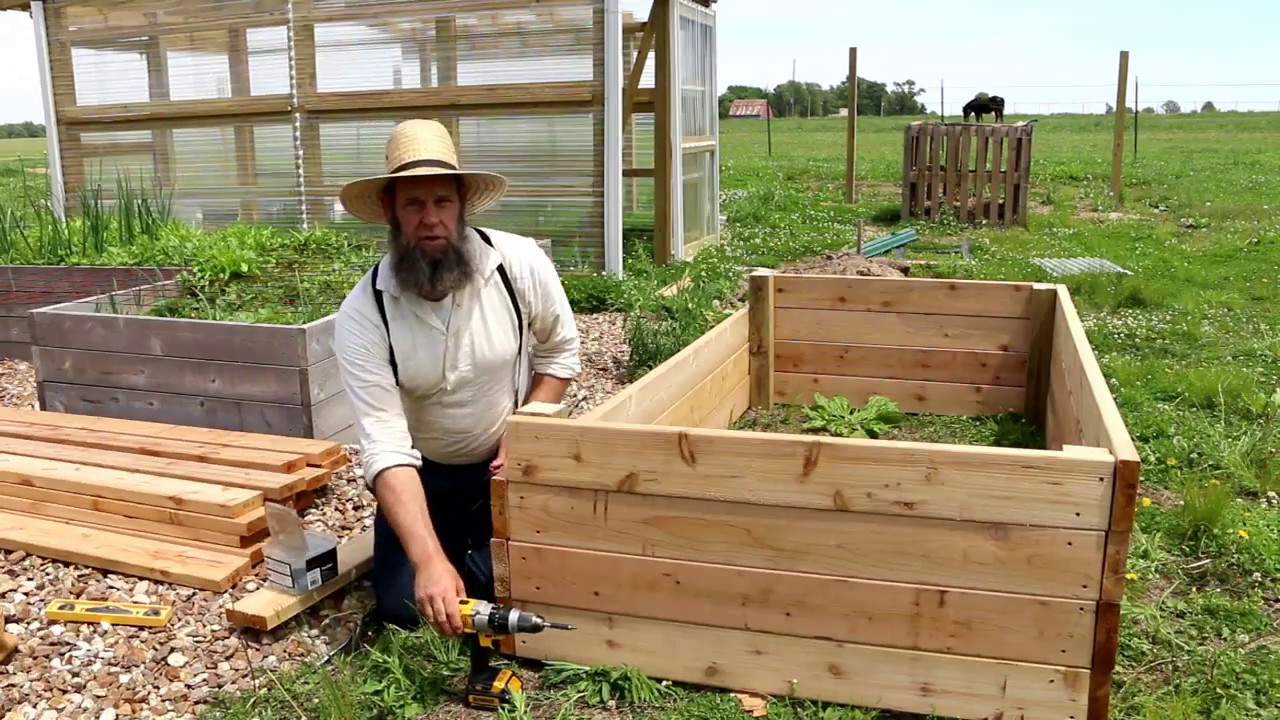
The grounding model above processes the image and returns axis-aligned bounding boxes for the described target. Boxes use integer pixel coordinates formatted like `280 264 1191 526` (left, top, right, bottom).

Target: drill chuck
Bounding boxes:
466 599 577 636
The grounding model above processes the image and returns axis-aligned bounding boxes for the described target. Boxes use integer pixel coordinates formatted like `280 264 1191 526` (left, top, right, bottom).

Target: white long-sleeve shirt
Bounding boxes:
332 226 581 487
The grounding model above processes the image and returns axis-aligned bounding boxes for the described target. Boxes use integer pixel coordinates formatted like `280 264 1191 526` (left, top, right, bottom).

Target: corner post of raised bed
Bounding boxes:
490 400 570 655
748 269 775 409
1024 282 1058 429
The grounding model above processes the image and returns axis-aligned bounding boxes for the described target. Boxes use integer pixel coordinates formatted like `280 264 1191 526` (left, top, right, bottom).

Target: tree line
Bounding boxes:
718 74 931 119
0 122 47 139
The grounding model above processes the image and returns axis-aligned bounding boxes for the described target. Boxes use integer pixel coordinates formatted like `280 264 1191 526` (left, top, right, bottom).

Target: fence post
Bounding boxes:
845 47 858 203
1110 50 1130 205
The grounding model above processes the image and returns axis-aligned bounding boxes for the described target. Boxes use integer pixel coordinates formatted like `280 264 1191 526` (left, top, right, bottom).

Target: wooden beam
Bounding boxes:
652 0 672 264
747 270 774 409
0 511 251 592
622 15 655 133
1110 50 1129 205
225 531 374 630
845 47 857 203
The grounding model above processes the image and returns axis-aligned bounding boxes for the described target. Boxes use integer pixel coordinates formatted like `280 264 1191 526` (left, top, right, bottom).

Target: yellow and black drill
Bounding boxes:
457 598 575 709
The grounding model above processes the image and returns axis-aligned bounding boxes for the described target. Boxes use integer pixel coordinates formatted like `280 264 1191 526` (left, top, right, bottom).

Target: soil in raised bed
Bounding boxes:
730 403 1046 450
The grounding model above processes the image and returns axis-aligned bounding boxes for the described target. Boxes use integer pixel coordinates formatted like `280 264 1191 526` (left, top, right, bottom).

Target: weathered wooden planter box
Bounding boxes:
0 266 183 361
493 272 1140 720
28 280 354 442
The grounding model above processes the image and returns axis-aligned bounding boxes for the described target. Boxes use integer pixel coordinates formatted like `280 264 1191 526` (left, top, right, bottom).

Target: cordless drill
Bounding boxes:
457 598 575 709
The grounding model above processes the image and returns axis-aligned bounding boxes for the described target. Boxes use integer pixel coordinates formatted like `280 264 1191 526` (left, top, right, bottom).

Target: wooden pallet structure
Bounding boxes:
0 407 346 592
902 121 1035 227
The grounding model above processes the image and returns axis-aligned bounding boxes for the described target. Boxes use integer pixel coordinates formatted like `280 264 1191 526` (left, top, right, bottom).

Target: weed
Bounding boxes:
539 661 676 707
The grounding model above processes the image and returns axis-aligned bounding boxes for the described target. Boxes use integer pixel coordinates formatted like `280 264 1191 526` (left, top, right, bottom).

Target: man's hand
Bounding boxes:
489 434 507 475
414 557 467 636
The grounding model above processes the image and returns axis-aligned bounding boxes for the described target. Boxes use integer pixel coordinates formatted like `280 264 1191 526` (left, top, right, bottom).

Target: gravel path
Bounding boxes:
0 312 628 720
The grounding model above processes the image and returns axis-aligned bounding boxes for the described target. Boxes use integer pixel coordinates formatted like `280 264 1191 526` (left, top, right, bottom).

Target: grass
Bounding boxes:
5 110 1280 718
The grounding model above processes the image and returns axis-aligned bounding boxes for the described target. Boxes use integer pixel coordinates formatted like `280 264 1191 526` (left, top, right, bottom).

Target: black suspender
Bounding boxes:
370 228 524 410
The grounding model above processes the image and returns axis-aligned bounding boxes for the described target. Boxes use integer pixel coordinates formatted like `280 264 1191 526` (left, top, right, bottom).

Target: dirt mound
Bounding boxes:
779 250 910 277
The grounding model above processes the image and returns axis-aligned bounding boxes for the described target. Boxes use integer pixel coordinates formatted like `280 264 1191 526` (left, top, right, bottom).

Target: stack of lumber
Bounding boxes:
0 408 347 592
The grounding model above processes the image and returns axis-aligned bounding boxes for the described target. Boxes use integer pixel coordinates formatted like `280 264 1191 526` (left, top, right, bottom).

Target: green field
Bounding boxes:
0 136 46 163
2 111 1278 719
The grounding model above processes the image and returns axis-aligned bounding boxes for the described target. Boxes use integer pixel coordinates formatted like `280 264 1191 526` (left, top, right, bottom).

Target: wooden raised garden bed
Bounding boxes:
0 266 183 361
493 271 1140 720
27 280 354 442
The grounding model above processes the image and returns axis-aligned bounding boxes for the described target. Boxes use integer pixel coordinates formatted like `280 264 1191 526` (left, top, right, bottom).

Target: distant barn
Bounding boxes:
728 99 774 119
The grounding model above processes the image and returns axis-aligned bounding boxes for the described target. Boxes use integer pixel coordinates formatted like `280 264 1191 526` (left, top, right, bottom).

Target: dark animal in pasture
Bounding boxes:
963 95 1006 123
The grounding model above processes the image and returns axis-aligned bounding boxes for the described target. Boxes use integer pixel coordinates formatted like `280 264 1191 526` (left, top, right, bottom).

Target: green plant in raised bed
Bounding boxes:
801 393 906 439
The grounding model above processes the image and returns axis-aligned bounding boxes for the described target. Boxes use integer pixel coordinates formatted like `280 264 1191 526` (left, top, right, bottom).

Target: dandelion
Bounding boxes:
1237 529 1249 540
1125 572 1139 581
1166 457 1178 466
1141 497 1152 508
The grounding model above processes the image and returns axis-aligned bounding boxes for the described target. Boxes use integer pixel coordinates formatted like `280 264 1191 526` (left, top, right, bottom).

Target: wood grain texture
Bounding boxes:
515 603 1090 720
773 372 1025 416
508 542 1096 666
0 419 306 473
0 482 266 536
225 531 374 630
1088 600 1122 720
774 341 1028 387
0 435 307 500
38 383 314 439
584 307 748 424
699 375 750 430
773 307 1033 352
506 485 1105 600
0 511 251 592
1023 285 1058 428
505 415 1115 529
772 274 1035 318
30 304 311 365
748 270 775 409
652 346 748 427
0 407 342 465
0 452 263 518
0 493 261 546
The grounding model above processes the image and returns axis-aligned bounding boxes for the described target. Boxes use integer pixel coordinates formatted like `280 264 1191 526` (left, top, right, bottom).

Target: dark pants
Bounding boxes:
371 454 496 675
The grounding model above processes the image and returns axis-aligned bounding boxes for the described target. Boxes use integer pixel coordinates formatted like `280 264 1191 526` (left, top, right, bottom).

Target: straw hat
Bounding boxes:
338 118 508 224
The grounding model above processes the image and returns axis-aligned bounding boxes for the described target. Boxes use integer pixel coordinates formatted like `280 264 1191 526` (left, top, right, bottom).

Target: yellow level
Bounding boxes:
44 599 173 628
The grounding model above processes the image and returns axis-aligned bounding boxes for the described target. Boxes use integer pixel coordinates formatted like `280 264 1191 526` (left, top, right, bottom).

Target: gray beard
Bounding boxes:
389 220 475 301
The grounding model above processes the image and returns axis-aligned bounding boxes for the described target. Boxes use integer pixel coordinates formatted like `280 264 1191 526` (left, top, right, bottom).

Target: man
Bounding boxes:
332 118 581 699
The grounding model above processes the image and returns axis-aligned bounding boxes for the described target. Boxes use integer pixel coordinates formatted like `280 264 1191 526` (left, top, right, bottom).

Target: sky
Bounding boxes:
1 0 1277 125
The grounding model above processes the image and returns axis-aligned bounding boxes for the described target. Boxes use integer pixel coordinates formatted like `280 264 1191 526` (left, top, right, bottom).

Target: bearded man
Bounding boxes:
332 119 581 701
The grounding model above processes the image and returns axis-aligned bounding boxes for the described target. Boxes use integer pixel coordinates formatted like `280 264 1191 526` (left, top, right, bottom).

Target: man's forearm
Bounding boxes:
372 465 446 571
527 373 571 404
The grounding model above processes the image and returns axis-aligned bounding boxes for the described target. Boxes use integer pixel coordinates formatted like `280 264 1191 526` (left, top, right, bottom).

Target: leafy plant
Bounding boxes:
538 661 675 707
802 394 905 439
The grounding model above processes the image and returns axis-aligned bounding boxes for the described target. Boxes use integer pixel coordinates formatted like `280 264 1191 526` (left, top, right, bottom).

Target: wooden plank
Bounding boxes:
0 436 306 500
1088 600 1122 720
1024 285 1057 428
299 81 595 113
29 307 310 365
900 124 914 219
515 604 1090 720
0 317 29 343
974 126 989 223
49 516 267 564
0 482 268 537
225 531 374 630
651 0 671 263
310 390 355 440
988 128 1004 224
33 347 310 405
508 543 1096 667
0 419 306 473
0 341 31 361
774 341 1027 388
2 494 260 547
958 126 973 222
774 308 1032 352
772 275 1035 318
773 372 1025 416
584 307 747 424
505 415 1114 529
653 347 748 428
0 511 251 592
700 375 749 430
38 383 313 439
0 407 340 465
747 270 774 409
506 485 1105 599
0 453 263 519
